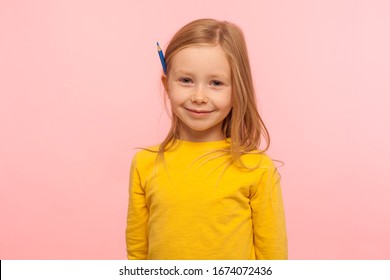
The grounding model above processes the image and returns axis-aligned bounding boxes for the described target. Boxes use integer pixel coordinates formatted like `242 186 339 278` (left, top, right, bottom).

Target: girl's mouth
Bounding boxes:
185 108 213 115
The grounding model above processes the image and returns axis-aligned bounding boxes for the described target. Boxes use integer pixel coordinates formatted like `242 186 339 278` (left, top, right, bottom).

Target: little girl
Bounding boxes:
126 18 287 260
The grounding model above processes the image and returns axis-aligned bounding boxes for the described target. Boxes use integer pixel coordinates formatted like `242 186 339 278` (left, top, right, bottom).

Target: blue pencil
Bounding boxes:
157 42 167 74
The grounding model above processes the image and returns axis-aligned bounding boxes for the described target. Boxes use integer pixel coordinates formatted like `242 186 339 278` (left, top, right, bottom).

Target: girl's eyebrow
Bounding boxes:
173 69 193 76
174 69 230 80
208 73 230 80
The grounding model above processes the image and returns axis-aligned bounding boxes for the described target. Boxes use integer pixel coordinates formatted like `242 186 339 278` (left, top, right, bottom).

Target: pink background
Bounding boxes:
1 0 389 259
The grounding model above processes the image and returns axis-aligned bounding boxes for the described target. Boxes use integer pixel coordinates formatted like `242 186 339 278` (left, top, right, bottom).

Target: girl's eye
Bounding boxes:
210 80 224 87
179 77 192 84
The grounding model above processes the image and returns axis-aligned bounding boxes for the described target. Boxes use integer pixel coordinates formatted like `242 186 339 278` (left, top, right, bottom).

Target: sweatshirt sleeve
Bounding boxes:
126 153 149 259
250 158 288 260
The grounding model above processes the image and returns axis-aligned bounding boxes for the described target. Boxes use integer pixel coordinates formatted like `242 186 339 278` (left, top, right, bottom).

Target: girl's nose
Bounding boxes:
191 87 208 103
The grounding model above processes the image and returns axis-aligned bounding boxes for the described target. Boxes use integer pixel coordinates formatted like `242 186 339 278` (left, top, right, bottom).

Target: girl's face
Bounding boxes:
162 45 232 142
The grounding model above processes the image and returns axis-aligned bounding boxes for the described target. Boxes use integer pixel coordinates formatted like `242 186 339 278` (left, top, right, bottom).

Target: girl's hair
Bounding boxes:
159 18 270 169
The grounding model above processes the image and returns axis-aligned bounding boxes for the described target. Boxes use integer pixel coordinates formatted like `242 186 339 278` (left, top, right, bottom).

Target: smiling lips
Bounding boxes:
185 108 214 115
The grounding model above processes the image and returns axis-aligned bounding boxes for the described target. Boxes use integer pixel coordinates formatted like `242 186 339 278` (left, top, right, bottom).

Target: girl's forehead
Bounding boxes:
171 45 231 76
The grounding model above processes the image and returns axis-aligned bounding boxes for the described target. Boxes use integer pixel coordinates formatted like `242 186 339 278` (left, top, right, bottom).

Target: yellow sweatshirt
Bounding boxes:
126 139 287 260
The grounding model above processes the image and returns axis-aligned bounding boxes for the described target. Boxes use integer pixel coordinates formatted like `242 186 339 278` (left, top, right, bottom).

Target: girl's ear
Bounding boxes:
161 74 170 99
161 74 168 92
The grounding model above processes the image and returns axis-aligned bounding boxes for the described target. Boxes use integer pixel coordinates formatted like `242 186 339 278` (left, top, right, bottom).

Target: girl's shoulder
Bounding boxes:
238 151 280 174
135 145 160 155
131 145 160 168
241 150 275 165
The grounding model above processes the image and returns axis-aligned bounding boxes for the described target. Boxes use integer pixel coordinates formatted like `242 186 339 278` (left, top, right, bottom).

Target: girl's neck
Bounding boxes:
179 127 225 142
